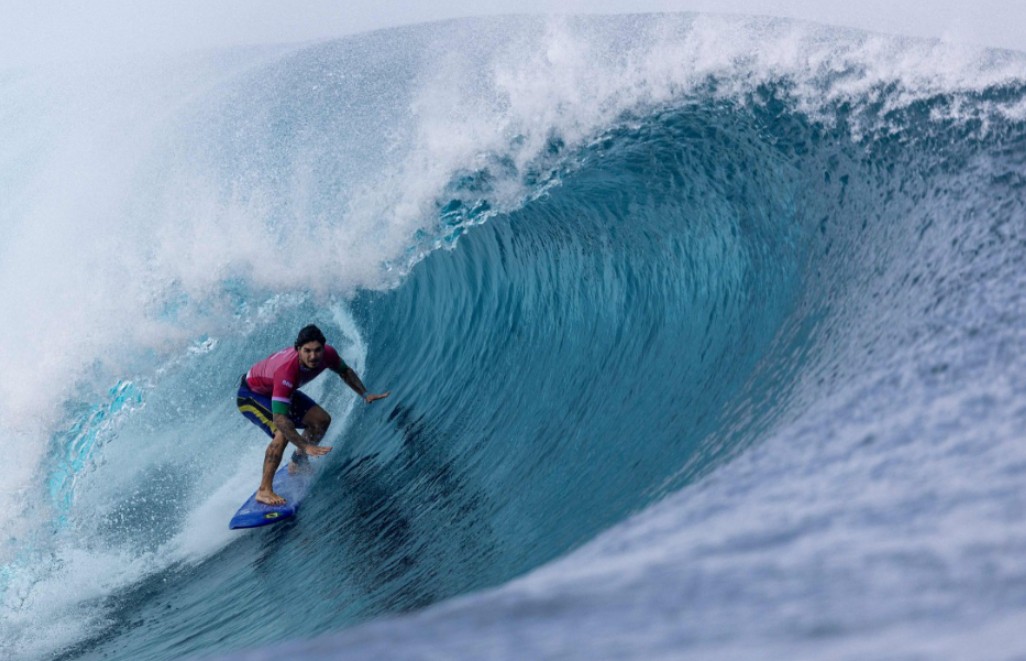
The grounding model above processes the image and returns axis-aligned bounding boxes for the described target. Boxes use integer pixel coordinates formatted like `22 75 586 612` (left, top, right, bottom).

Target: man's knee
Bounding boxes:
307 407 331 431
268 432 287 452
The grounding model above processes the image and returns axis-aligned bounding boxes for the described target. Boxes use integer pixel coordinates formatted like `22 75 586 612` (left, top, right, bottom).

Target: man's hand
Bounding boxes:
363 391 390 404
304 443 333 456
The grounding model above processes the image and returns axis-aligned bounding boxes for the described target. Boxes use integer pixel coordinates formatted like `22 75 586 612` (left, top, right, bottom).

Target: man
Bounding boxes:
237 324 389 505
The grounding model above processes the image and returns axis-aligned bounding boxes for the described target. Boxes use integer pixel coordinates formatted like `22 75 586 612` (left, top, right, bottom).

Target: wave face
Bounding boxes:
3 14 1026 661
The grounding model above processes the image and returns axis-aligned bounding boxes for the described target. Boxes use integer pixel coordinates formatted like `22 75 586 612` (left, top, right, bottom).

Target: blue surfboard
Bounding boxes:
229 465 315 529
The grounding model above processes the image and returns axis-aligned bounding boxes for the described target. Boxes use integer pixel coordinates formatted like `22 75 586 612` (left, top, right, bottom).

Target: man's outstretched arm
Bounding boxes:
339 366 390 403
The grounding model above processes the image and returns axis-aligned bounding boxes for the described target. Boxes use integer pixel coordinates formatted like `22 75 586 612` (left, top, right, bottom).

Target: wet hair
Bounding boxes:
294 324 327 349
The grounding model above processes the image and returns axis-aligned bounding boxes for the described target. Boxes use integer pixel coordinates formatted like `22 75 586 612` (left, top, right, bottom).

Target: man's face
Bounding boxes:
298 341 324 369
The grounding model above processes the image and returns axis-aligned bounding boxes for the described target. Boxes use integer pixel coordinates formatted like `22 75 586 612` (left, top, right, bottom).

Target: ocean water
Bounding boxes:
2 13 1025 661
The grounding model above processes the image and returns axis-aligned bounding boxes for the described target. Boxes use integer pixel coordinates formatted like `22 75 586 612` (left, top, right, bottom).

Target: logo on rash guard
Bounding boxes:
283 380 293 388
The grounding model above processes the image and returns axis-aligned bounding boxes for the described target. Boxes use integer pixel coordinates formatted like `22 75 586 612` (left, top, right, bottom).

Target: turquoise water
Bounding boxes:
2 15 1026 661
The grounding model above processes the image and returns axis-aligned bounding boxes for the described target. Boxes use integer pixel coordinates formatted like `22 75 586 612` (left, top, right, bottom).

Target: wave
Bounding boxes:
2 13 1026 660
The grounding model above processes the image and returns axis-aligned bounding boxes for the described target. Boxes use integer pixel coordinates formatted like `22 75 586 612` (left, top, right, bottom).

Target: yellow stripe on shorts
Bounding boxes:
239 403 278 433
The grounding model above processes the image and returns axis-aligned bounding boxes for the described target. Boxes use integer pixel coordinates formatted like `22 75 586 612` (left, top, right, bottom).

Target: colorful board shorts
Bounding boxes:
237 375 318 438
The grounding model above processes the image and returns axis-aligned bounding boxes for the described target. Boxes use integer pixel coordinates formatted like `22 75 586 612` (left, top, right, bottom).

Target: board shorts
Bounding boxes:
237 374 318 438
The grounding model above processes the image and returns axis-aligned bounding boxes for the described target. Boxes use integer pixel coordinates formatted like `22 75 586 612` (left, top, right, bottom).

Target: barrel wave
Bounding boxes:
2 14 1026 661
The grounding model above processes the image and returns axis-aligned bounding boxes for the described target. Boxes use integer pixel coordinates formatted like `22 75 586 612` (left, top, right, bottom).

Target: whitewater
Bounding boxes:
1 13 1025 660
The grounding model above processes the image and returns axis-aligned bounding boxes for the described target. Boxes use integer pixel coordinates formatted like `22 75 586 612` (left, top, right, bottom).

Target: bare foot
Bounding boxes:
256 489 285 506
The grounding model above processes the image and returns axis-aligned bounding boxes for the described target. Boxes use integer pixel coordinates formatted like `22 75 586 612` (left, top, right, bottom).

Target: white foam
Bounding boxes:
171 452 261 562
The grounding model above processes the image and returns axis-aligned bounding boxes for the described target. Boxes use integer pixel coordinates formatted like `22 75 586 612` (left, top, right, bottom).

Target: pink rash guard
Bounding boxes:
245 345 348 415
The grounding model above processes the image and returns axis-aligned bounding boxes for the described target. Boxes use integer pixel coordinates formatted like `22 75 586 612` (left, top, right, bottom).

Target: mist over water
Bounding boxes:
2 13 1025 660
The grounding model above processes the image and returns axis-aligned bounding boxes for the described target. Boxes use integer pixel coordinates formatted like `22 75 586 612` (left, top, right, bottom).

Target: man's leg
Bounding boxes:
256 430 288 505
237 381 289 504
289 406 332 473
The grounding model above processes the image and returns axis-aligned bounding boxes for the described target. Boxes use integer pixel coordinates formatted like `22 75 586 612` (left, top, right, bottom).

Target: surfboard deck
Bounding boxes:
229 464 315 529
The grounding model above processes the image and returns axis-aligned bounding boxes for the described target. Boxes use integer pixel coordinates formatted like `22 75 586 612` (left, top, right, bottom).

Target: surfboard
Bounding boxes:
229 464 315 529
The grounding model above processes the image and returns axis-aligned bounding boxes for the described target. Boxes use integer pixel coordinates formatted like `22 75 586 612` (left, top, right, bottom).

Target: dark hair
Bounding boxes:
294 324 327 349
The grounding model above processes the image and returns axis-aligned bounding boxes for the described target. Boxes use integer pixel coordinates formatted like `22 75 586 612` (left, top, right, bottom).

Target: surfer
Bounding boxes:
237 324 390 505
